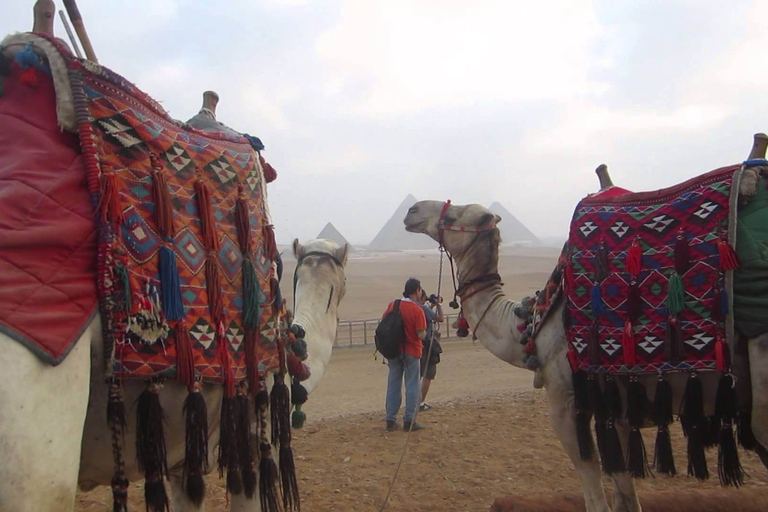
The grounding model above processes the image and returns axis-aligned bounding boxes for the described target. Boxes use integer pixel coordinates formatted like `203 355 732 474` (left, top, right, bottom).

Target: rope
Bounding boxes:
378 247 445 511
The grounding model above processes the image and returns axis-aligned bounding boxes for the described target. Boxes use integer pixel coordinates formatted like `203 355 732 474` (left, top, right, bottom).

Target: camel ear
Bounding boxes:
478 213 497 227
495 214 502 224
335 243 349 266
293 238 305 259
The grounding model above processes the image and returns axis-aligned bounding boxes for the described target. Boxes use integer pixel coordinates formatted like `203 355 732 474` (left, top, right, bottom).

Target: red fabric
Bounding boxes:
382 299 426 358
0 62 98 364
592 186 633 198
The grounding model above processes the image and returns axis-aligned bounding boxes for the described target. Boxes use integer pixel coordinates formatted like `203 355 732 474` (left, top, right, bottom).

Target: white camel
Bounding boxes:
0 4 349 510
403 161 768 511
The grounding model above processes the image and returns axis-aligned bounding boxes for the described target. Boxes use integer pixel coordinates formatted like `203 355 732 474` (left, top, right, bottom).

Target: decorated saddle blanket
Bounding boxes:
0 36 282 383
563 165 741 374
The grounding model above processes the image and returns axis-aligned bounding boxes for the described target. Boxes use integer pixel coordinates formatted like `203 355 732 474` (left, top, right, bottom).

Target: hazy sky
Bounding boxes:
4 1 767 244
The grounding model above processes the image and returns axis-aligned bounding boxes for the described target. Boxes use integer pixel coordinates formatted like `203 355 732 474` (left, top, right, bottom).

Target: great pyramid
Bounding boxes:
488 202 538 245
367 194 438 251
317 222 356 252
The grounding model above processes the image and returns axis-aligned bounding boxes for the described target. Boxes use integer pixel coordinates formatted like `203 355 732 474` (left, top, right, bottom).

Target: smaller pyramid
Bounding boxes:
317 222 356 252
488 202 538 245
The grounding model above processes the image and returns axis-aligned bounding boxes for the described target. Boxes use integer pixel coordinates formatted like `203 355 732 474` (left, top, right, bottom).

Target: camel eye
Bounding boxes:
408 206 418 214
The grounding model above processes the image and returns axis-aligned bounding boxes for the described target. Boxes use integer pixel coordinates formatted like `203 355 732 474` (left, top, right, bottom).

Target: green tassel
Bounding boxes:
667 273 685 315
291 405 306 429
115 264 132 315
242 259 261 330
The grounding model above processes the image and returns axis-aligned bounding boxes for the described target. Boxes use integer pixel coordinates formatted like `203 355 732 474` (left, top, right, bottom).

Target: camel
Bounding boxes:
0 3 349 510
403 139 768 512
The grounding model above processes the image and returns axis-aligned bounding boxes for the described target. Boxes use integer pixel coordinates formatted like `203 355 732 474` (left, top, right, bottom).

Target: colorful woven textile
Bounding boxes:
57 40 281 383
564 165 740 374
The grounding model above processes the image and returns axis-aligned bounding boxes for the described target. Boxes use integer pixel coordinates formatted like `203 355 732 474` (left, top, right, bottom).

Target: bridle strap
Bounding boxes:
456 273 502 301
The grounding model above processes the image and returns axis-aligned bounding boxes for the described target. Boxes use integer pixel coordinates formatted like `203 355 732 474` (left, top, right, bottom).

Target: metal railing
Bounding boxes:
333 313 462 348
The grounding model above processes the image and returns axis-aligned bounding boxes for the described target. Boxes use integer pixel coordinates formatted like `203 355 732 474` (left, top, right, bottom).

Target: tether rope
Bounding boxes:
378 247 445 511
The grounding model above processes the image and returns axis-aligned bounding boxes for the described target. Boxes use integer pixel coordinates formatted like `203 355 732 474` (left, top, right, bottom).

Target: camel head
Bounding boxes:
404 200 501 258
186 91 243 138
290 238 349 393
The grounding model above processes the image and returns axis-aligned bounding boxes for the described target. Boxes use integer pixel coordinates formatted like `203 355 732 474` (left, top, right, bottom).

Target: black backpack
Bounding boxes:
375 300 405 359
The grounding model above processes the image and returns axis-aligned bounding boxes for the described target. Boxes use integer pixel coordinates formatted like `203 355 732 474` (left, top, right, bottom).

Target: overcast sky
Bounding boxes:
4 1 768 244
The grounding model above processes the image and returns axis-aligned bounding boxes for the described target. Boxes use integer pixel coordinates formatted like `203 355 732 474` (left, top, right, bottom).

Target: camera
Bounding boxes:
427 294 440 306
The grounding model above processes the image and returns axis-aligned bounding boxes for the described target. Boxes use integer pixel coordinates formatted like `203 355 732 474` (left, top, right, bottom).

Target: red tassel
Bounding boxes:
675 230 691 275
218 320 235 398
287 352 311 381
175 323 195 390
205 257 223 324
260 155 278 183
150 154 175 238
622 320 636 366
194 177 219 251
715 337 727 371
718 239 739 270
19 66 39 87
524 337 536 355
100 171 124 226
626 236 642 278
263 224 278 261
234 186 251 255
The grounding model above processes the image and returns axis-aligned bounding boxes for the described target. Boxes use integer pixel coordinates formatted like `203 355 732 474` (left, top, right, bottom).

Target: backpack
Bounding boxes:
375 300 406 359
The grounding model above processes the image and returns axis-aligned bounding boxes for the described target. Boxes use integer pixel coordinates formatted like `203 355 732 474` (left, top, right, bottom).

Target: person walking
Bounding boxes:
417 290 443 411
383 278 427 432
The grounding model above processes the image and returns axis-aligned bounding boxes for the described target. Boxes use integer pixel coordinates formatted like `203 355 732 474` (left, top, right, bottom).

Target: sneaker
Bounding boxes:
386 420 398 432
403 421 425 432
419 402 432 411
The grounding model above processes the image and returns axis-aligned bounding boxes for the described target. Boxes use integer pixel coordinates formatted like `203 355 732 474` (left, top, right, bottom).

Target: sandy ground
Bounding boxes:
75 249 768 510
76 341 768 511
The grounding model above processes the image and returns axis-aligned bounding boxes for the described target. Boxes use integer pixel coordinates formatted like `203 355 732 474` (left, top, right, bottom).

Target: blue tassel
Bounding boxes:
14 43 40 69
159 245 185 321
591 284 605 317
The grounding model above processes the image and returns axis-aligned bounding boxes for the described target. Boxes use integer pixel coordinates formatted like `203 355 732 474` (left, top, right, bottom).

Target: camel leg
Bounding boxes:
0 326 93 511
609 423 641 512
547 397 610 512
749 333 768 473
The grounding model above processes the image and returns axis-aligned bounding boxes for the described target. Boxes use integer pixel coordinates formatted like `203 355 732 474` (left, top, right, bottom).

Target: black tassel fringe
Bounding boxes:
680 373 708 480
218 396 243 495
136 385 169 512
280 445 301 511
270 373 292 447
236 390 257 499
182 385 209 506
111 476 129 512
652 376 676 475
587 375 607 464
259 443 281 512
715 374 746 487
601 376 625 475
626 378 650 478
572 370 594 461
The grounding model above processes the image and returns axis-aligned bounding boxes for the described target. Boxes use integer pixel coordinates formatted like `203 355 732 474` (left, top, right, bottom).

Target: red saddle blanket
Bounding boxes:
563 165 739 374
0 39 281 383
0 54 97 364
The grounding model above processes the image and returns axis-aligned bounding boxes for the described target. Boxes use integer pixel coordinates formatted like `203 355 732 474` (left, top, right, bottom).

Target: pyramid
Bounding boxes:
367 194 438 251
317 222 356 252
488 202 539 245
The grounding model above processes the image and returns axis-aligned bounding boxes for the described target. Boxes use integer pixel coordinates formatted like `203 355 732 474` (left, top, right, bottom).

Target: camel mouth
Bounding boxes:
404 218 426 233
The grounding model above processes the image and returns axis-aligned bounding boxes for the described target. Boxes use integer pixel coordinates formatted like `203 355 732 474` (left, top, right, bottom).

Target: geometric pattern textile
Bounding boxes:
53 39 280 383
564 165 740 374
